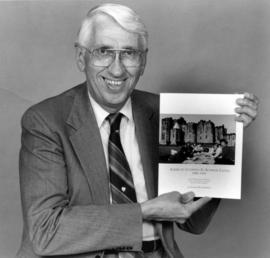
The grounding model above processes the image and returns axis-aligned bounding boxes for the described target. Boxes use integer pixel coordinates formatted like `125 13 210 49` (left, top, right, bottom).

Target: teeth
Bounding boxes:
105 79 123 86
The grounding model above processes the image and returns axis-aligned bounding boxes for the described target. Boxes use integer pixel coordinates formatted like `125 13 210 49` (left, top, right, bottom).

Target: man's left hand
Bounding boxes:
235 92 259 127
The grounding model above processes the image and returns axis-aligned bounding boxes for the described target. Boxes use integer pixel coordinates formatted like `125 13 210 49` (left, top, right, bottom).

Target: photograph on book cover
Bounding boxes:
158 93 243 199
159 114 236 165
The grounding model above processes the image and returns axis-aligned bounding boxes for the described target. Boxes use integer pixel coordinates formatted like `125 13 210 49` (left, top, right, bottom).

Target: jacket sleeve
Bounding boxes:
19 109 143 256
177 198 220 234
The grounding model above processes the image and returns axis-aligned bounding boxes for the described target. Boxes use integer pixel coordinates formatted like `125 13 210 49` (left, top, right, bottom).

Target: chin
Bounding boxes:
105 99 127 112
107 92 129 104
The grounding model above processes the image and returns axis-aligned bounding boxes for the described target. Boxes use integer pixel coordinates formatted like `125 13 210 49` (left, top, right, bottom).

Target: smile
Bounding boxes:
104 79 124 85
103 78 126 89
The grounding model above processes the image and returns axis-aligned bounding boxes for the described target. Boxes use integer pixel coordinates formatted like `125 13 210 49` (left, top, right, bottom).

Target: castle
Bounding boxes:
160 117 235 146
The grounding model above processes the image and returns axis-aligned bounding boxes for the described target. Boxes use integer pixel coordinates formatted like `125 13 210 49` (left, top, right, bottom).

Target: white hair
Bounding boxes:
76 3 148 50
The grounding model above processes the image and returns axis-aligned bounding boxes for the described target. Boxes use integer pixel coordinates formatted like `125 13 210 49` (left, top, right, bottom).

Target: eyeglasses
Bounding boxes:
76 44 147 67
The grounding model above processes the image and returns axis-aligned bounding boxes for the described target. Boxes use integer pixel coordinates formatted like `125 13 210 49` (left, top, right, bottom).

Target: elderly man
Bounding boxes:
17 3 258 258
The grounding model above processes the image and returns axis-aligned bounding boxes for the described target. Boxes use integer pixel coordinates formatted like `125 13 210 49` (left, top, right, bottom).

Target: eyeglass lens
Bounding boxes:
91 49 143 67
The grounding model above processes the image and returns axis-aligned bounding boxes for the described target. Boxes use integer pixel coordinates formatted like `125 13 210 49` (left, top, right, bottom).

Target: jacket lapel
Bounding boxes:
66 83 109 204
131 92 159 200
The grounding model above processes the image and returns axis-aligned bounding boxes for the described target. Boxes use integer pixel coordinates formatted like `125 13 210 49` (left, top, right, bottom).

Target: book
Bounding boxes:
158 93 243 199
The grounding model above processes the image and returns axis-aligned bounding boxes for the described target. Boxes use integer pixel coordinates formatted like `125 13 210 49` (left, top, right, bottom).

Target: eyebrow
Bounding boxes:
122 46 139 51
93 44 140 50
94 44 112 49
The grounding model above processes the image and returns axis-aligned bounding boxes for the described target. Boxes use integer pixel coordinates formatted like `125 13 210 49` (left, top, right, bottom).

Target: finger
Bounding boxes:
187 197 212 214
243 92 259 104
236 98 258 110
235 106 257 119
235 113 253 127
180 191 195 204
177 218 187 224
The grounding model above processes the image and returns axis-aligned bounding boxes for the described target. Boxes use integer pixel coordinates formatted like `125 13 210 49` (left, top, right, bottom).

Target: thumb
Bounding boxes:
187 197 212 214
180 191 195 204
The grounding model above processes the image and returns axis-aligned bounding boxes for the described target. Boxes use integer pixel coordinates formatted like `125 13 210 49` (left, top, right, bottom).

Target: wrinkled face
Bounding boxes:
77 15 146 113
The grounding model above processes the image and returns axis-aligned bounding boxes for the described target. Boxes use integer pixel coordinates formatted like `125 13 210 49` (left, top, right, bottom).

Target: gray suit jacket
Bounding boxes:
17 82 220 258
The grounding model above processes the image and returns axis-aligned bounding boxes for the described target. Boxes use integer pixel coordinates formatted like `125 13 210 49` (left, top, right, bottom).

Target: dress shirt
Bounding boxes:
89 94 158 242
213 146 222 158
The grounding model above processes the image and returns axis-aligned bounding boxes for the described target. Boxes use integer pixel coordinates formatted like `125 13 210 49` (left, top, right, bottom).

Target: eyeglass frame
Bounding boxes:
75 43 148 68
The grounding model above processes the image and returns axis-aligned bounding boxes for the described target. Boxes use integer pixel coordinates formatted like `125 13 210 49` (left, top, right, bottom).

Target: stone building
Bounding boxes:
160 117 174 145
160 117 235 146
170 121 179 145
215 125 227 143
169 118 186 145
197 120 215 144
183 122 197 143
226 133 236 146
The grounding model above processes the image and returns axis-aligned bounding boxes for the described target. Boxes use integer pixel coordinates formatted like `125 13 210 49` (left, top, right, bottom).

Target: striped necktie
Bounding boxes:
107 113 137 203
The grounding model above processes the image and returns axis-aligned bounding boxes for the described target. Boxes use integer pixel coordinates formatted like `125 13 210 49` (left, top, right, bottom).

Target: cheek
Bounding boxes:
88 71 104 88
128 72 141 86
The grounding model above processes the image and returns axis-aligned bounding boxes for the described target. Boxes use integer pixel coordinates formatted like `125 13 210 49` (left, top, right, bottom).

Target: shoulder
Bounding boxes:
132 89 159 101
132 89 159 111
21 82 86 129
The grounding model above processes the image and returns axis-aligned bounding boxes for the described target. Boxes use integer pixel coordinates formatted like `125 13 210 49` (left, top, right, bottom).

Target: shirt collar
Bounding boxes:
88 92 133 128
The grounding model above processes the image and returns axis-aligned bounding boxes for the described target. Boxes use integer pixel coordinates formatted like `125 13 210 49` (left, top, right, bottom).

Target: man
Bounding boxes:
17 3 258 258
215 139 234 164
212 143 222 159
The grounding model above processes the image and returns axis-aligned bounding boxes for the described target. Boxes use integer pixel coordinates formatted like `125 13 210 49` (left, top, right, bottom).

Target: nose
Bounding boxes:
107 52 126 77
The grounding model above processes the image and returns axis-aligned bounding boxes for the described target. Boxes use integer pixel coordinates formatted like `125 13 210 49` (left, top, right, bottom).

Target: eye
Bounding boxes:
95 48 111 56
122 50 137 57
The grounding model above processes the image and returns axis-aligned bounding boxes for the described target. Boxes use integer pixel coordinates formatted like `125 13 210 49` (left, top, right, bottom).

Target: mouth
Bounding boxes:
103 77 126 90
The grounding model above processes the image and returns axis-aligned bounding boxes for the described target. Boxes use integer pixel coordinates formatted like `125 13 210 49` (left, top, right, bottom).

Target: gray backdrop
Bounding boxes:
0 1 269 257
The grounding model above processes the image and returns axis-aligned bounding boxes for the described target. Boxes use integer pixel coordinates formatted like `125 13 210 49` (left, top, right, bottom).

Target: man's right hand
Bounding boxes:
141 192 211 224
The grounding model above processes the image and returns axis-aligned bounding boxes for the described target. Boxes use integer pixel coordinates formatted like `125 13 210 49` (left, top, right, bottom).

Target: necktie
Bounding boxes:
107 113 137 203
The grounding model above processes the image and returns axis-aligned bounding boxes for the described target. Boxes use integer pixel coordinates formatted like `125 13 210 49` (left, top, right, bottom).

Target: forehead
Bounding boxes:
89 14 142 49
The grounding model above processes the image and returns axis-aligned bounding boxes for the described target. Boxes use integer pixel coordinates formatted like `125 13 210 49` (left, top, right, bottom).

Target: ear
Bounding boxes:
139 52 147 76
75 47 86 72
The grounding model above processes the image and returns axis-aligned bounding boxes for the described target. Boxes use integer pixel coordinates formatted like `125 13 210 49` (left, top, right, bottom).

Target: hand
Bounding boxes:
141 191 211 224
235 92 259 127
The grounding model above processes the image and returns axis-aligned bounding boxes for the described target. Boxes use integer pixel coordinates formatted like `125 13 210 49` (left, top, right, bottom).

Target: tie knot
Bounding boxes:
107 113 123 133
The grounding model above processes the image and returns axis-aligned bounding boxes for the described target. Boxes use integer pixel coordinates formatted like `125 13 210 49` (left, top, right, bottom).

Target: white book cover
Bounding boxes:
158 93 244 199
